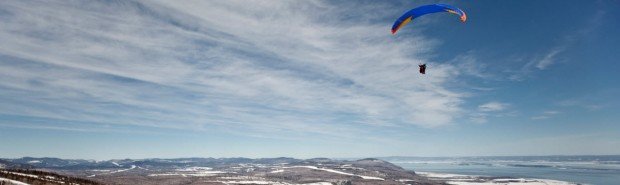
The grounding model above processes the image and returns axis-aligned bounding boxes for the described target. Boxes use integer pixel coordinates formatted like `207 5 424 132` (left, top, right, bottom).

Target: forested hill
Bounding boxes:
0 169 102 185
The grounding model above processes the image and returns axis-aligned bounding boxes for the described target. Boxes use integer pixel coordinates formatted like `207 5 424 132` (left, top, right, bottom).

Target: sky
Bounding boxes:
0 0 619 160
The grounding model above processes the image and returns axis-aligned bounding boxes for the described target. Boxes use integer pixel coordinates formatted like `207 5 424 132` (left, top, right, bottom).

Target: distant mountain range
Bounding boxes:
5 156 611 185
0 157 307 170
3 155 619 170
1 157 436 185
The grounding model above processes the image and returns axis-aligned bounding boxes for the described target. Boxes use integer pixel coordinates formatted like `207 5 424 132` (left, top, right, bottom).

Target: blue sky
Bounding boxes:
0 0 619 160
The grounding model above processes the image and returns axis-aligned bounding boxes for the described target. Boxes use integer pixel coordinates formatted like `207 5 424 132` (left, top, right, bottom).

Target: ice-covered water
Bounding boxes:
387 156 620 185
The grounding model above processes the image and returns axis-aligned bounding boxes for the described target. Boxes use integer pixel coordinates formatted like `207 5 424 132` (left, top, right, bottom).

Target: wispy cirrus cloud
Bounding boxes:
0 0 477 141
509 9 606 81
531 110 561 120
535 46 565 70
508 44 567 81
478 101 509 112
470 101 511 124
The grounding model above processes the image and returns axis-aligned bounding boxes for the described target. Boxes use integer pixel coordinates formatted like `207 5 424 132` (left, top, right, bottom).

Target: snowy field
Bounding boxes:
0 177 30 185
417 172 577 185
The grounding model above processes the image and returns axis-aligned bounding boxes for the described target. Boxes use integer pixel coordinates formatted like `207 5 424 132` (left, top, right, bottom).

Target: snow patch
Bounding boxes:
176 167 213 171
5 172 38 178
205 180 332 185
0 177 30 185
149 170 226 177
270 169 284 173
286 166 384 180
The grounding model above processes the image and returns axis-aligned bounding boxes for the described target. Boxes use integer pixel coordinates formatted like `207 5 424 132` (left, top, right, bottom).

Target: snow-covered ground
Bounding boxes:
417 172 578 185
176 167 213 171
0 171 65 185
149 167 226 177
109 165 136 174
0 177 30 185
88 165 137 177
4 172 38 178
285 166 384 180
148 170 227 177
270 169 285 173
205 180 333 185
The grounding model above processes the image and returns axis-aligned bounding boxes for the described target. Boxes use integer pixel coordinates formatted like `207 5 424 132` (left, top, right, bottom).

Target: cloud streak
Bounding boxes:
535 47 565 70
531 110 561 120
509 9 606 80
478 101 509 112
0 0 474 141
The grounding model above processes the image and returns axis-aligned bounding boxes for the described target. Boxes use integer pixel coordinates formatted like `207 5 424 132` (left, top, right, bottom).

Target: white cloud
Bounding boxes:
531 110 561 120
478 102 509 112
536 47 565 70
449 52 492 79
0 0 477 140
471 102 511 124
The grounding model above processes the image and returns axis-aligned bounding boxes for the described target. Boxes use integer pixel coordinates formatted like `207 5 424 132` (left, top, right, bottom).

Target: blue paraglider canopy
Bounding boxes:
391 4 467 35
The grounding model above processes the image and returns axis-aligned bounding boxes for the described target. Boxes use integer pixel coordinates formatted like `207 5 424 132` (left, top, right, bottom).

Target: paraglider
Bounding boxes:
418 64 426 74
391 4 467 75
391 4 467 35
